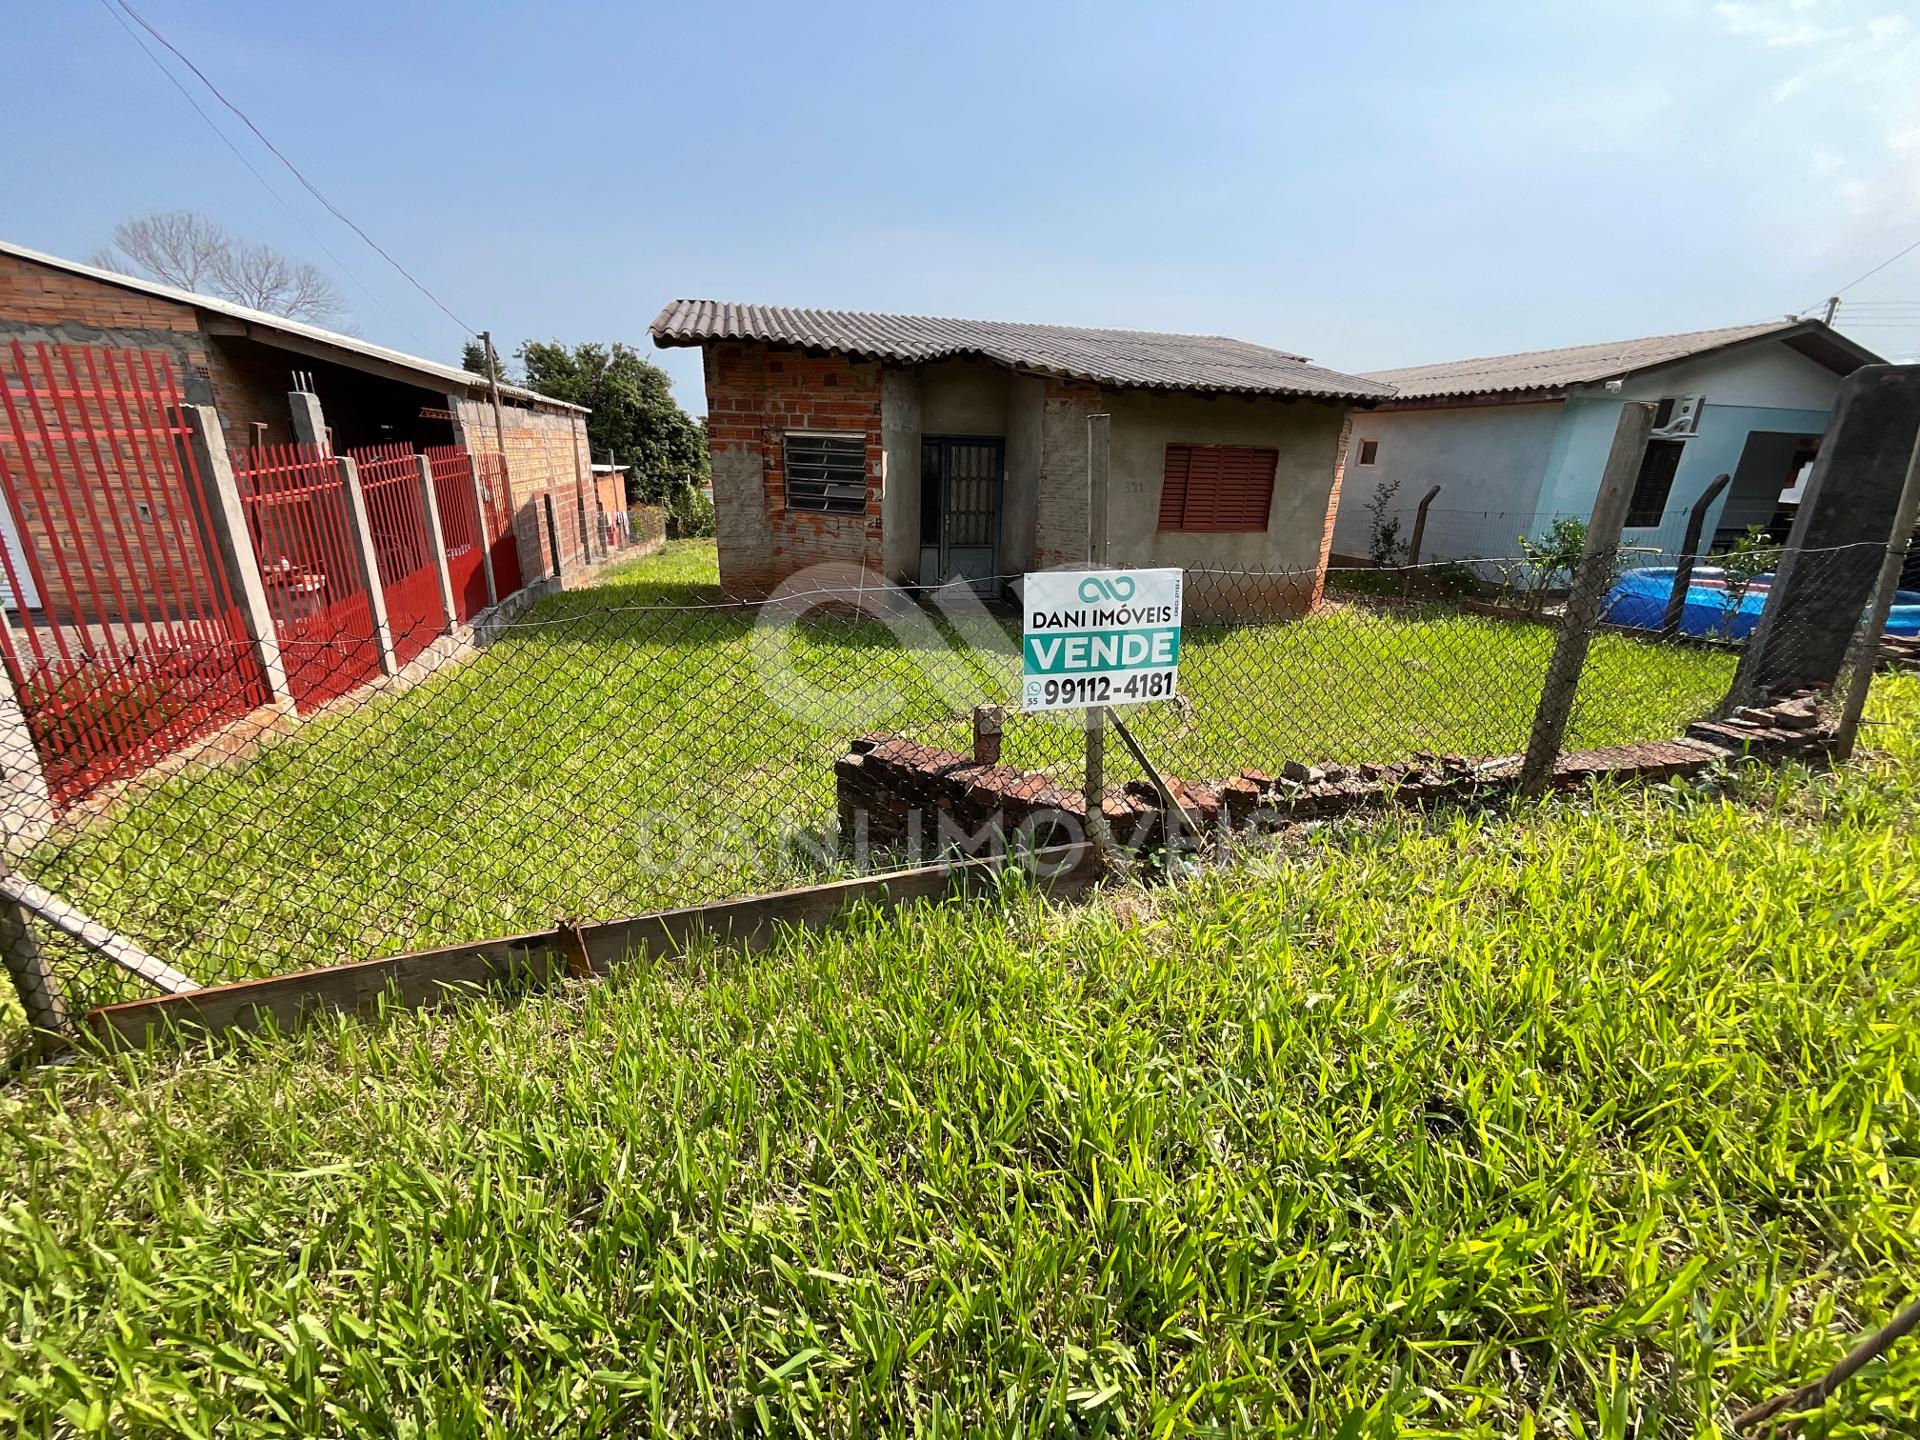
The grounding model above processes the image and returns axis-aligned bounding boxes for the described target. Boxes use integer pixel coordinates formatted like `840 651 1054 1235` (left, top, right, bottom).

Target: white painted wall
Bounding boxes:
1331 401 1562 562
1335 336 1852 564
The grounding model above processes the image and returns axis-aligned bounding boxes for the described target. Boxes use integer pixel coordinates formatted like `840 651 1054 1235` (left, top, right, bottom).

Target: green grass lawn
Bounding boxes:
21 542 1732 1004
3 676 1915 1435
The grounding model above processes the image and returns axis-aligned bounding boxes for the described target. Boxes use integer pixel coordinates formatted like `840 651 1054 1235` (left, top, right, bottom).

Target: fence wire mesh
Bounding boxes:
1 520 1907 1057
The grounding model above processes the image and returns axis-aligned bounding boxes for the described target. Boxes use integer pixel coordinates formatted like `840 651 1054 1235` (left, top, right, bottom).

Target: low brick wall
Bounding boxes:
835 693 1838 862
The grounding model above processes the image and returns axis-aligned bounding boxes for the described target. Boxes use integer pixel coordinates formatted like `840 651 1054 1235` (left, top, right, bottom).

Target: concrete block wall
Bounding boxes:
703 342 885 595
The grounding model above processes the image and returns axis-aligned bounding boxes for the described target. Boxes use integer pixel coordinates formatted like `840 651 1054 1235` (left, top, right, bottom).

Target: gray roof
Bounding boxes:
1365 319 1881 402
651 299 1391 400
0 240 585 413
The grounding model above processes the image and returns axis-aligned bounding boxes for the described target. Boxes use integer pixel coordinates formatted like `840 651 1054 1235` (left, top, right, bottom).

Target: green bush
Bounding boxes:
667 482 716 539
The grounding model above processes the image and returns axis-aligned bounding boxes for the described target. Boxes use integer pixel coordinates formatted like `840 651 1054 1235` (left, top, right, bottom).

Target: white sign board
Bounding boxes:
1021 567 1183 712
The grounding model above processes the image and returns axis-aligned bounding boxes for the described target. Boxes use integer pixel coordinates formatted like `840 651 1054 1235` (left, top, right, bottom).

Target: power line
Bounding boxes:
1808 233 1920 316
95 0 435 350
108 0 474 337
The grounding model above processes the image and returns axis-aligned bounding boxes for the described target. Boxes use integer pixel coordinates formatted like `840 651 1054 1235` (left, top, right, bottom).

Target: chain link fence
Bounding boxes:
2 516 1909 1059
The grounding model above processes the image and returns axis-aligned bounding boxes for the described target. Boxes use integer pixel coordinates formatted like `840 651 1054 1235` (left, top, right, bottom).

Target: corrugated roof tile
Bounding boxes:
650 300 1391 400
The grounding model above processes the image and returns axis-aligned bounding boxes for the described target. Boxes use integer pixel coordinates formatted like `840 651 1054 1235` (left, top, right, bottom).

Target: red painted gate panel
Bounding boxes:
347 443 443 668
424 445 488 621
236 445 383 713
476 451 522 597
0 341 270 809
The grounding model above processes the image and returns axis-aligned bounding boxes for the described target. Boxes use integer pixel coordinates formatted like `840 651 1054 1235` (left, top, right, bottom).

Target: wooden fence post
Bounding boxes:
543 490 565 582
1518 401 1655 795
180 406 294 708
413 454 458 631
336 456 399 675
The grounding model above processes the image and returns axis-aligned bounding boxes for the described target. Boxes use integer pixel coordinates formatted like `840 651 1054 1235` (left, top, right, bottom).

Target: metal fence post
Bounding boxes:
181 406 294 707
1834 428 1920 759
337 456 399 675
413 454 459 631
1662 471 1732 637
1401 483 1442 598
1083 414 1111 829
0 890 67 1042
1519 401 1655 795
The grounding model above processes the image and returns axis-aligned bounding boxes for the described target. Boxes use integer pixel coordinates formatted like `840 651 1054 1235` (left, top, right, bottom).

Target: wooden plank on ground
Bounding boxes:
86 845 1100 1050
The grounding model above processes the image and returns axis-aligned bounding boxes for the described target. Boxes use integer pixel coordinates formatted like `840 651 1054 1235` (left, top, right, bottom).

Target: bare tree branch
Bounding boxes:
98 210 349 325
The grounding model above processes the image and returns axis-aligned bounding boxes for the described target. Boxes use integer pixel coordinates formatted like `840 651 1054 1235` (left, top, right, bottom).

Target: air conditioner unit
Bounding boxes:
1653 395 1705 437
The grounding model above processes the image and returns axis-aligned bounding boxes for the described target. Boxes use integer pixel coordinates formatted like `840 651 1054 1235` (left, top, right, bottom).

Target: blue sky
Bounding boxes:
5 1 1918 413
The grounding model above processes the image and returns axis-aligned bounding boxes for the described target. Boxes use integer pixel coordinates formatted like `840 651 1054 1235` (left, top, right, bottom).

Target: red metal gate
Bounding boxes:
236 444 383 712
476 451 522 597
346 443 444 667
0 341 271 809
424 445 488 621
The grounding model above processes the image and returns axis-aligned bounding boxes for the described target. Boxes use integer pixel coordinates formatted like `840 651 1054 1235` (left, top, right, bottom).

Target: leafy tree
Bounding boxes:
516 341 707 504
93 210 347 324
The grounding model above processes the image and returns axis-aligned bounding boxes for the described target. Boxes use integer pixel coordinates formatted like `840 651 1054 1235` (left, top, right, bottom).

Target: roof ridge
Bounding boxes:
658 298 1300 355
1361 320 1800 380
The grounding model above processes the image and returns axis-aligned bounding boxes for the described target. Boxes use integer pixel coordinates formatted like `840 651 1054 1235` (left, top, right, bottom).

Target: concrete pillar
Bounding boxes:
413 454 458 631
0 619 53 861
1732 364 1920 701
287 389 328 450
336 456 398 675
1519 401 1655 794
0 894 67 1042
181 406 293 707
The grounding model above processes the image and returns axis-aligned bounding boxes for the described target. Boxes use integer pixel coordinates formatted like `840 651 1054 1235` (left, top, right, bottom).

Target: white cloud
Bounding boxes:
1712 0 1845 47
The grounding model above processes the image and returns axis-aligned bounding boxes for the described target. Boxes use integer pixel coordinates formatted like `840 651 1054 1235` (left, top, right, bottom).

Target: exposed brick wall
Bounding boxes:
0 252 202 340
703 343 884 596
451 396 593 579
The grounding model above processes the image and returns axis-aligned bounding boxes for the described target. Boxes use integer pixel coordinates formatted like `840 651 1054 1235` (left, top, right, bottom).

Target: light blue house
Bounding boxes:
1330 320 1882 566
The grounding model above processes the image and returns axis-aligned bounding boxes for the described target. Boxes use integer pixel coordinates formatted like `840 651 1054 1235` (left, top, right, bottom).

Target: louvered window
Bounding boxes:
1157 444 1278 532
783 432 867 514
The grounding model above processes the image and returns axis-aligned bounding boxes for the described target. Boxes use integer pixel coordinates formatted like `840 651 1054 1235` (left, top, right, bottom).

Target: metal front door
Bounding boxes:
921 436 1002 588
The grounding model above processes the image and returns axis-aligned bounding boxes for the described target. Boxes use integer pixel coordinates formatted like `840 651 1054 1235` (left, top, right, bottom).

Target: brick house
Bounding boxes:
650 301 1390 611
0 240 594 598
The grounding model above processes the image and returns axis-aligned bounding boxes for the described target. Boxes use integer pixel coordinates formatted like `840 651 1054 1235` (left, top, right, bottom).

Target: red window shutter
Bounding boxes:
1159 444 1192 530
1159 443 1277 532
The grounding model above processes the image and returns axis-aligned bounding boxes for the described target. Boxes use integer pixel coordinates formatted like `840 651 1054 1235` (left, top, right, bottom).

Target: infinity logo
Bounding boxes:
1078 575 1136 603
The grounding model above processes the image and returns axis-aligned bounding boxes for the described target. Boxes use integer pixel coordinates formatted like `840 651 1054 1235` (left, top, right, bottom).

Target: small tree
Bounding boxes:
1365 476 1406 568
1714 525 1780 637
1513 517 1591 613
460 339 514 385
517 341 708 505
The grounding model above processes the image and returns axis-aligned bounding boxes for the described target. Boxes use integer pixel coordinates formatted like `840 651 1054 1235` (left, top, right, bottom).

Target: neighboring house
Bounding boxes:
650 301 1391 609
0 239 595 596
591 462 630 547
1329 320 1882 566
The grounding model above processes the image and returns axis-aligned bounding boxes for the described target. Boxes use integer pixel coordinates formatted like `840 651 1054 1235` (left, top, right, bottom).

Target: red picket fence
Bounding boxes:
424 445 489 621
236 444 383 713
0 341 270 809
476 451 523 596
345 443 444 667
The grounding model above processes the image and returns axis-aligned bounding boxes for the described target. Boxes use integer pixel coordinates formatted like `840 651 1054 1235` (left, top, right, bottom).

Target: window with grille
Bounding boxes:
783 432 867 514
1158 443 1278 532
1626 438 1685 527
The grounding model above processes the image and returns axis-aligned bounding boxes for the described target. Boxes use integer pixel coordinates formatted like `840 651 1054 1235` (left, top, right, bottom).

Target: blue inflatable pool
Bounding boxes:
1603 566 1920 640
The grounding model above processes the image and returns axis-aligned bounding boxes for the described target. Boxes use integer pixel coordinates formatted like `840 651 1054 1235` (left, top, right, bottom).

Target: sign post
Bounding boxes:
1021 568 1185 713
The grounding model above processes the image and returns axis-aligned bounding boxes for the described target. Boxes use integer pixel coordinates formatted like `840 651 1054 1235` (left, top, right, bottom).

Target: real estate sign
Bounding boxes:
1021 567 1183 712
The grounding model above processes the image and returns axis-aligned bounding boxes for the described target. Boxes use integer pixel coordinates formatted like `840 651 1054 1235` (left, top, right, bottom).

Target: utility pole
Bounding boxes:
1823 296 1841 326
479 330 510 458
